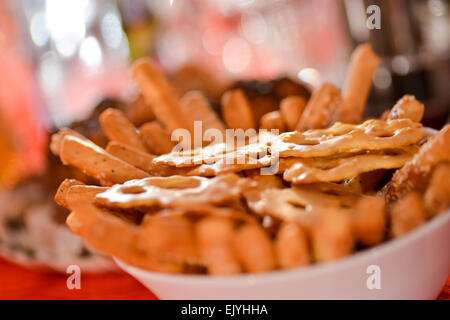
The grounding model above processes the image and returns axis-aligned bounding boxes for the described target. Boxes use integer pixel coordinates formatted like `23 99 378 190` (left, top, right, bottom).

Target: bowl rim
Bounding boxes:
115 209 450 285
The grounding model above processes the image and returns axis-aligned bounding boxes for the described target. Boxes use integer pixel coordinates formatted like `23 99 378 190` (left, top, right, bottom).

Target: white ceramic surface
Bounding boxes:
115 210 450 300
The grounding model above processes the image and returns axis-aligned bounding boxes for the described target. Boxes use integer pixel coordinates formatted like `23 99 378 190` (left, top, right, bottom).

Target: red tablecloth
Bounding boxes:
0 257 448 300
0 257 156 300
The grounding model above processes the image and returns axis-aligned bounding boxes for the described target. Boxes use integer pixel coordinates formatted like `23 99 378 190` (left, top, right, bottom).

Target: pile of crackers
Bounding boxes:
51 44 450 275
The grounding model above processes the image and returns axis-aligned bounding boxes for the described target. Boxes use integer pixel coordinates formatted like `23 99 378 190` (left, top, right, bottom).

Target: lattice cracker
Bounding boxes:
95 174 252 210
188 154 272 176
245 186 361 229
153 132 275 167
270 119 426 158
284 151 415 184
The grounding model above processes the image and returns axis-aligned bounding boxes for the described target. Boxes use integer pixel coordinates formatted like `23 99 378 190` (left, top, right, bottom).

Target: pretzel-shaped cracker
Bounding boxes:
154 142 229 167
139 121 176 155
106 141 155 170
275 222 310 269
59 135 149 185
196 217 242 275
296 181 363 196
259 111 285 132
99 108 147 152
278 118 423 145
423 163 450 217
67 204 184 272
131 59 194 135
339 43 380 123
188 153 272 176
246 187 354 228
296 83 343 131
124 94 156 126
63 185 108 210
299 118 420 140
383 95 424 123
352 196 386 246
180 90 226 133
221 89 255 130
106 141 191 176
270 144 417 176
95 174 250 210
164 204 258 224
270 119 426 158
153 133 274 167
233 223 276 273
311 207 354 262
284 152 414 184
242 175 285 207
55 179 85 208
50 128 87 156
140 213 198 265
247 189 315 227
389 192 425 238
383 124 450 202
280 96 306 131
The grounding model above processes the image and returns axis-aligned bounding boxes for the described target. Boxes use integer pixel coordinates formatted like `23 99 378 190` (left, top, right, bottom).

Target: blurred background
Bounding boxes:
0 0 448 270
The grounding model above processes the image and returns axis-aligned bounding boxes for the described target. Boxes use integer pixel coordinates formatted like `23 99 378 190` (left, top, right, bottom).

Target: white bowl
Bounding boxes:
115 210 450 300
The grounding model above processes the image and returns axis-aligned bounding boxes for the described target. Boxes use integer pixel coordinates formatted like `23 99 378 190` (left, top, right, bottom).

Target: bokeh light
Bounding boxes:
222 37 251 74
79 36 103 69
29 11 48 47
